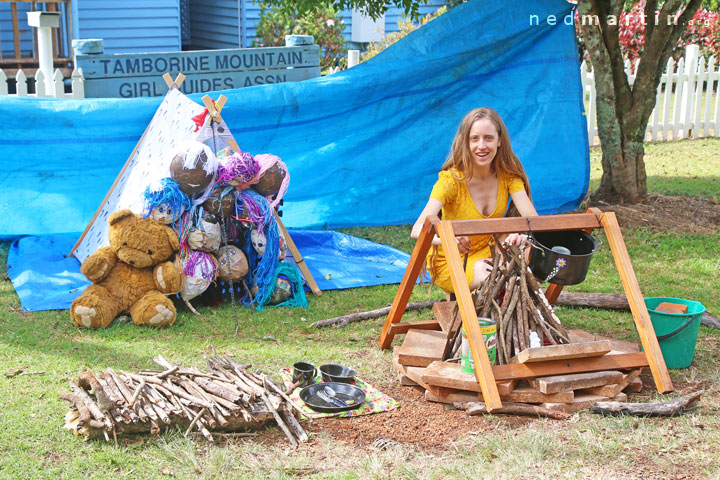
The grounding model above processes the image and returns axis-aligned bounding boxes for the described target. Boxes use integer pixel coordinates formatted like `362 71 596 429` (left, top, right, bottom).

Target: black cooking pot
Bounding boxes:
528 230 600 285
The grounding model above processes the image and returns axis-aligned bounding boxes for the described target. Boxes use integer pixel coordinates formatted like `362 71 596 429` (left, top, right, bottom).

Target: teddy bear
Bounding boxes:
70 209 182 328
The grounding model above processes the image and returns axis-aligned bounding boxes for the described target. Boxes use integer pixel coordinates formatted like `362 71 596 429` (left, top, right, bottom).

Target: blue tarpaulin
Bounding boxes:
7 230 418 312
0 0 587 236
1 0 588 311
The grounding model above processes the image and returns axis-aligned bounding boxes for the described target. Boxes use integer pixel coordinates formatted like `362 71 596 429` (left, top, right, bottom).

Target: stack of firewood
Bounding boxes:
59 354 307 445
465 240 570 364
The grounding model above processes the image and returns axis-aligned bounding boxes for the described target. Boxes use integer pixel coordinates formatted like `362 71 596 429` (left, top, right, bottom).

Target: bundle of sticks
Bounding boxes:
446 238 570 365
59 354 307 446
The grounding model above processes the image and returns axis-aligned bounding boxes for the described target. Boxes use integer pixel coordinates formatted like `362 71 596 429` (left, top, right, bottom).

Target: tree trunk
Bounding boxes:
578 0 703 204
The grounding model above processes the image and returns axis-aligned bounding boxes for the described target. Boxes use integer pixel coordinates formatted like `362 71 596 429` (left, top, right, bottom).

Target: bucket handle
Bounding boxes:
655 314 698 341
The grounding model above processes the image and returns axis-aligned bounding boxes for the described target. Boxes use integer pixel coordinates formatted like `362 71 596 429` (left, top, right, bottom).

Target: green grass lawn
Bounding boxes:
1 139 719 479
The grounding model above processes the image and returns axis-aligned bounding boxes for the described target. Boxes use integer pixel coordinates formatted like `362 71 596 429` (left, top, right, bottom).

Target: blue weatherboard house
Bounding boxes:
0 0 447 63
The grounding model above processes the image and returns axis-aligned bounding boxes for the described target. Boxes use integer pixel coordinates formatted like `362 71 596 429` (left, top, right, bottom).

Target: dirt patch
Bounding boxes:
306 383 530 450
588 194 720 235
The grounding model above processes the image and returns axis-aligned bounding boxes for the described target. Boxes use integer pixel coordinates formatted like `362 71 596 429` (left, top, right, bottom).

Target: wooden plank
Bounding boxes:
600 212 673 393
492 353 648 381
438 220 502 411
656 302 689 314
510 341 613 364
388 320 441 335
396 330 447 367
496 379 519 396
425 386 574 405
542 394 610 413
578 369 642 397
399 374 419 386
623 376 643 393
567 329 640 353
432 301 456 333
379 217 435 349
528 370 624 394
450 213 601 237
422 353 649 391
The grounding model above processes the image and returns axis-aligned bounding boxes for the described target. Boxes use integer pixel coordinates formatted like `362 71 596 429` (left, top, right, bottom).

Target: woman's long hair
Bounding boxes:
441 107 532 217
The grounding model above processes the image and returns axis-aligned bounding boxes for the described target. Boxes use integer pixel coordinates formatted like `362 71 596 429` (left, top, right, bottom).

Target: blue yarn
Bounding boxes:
238 190 280 307
143 178 191 228
255 262 308 310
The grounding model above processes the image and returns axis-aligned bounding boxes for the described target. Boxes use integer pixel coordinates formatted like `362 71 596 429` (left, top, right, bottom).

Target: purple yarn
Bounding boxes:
236 191 268 232
183 251 218 280
217 151 259 186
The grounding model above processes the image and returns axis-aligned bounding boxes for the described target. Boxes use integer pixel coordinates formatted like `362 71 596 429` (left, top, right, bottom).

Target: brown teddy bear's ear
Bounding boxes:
166 227 180 252
109 209 136 226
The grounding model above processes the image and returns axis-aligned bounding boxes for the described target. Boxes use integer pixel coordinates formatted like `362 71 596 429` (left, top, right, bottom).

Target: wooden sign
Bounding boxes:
75 46 321 98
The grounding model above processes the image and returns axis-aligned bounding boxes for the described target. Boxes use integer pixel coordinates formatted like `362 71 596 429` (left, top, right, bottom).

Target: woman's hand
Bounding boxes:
456 236 471 255
504 233 528 247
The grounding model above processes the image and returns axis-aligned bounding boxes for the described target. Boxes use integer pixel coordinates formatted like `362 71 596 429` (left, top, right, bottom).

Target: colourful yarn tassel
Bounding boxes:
255 262 308 310
238 191 279 307
217 151 259 187
142 177 191 228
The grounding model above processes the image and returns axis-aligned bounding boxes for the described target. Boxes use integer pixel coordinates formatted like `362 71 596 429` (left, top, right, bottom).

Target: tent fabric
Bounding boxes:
0 0 587 238
7 230 418 312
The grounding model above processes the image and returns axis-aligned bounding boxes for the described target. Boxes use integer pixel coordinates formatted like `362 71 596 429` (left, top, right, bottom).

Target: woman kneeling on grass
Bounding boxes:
411 107 538 297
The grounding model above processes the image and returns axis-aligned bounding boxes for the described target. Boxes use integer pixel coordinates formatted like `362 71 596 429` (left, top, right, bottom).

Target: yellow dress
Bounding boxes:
427 168 526 293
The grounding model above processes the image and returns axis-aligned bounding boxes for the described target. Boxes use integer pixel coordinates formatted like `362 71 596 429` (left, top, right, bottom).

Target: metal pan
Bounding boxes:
299 382 366 413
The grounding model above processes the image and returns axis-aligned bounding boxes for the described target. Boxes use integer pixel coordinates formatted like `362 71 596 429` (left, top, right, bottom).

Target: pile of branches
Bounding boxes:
59 354 307 446
469 239 570 364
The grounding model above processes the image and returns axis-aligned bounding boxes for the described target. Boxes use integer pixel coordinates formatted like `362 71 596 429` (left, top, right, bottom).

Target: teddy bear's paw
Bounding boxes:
155 263 182 293
74 306 97 328
148 304 174 326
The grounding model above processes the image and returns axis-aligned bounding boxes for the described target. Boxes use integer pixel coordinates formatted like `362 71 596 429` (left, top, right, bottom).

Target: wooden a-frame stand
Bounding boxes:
378 208 672 412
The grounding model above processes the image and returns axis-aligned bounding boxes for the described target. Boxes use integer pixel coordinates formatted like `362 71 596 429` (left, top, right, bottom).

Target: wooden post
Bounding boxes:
600 211 673 393
274 212 322 297
378 216 436 349
437 220 502 411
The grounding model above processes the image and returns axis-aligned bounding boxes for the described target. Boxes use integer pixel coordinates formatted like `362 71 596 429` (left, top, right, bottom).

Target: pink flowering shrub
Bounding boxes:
575 2 720 67
254 5 345 72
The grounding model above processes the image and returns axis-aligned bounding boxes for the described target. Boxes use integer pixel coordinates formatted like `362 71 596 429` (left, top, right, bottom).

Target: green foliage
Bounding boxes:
255 0 425 22
362 6 447 62
254 4 346 71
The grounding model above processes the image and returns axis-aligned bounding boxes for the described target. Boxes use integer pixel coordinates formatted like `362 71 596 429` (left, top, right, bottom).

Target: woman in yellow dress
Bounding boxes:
411 107 538 295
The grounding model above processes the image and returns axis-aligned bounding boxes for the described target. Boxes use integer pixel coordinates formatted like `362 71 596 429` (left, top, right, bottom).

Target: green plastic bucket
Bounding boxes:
645 297 705 369
460 318 497 374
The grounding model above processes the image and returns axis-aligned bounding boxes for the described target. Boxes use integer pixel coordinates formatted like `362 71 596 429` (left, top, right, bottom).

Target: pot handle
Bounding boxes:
525 218 543 255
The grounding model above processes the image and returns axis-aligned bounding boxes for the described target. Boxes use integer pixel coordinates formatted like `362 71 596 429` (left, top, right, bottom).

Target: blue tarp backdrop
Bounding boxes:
1 0 588 312
0 0 587 236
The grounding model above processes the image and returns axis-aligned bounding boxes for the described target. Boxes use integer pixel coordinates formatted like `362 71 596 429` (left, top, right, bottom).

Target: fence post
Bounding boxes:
34 70 46 97
348 50 360 68
15 69 28 96
71 67 85 98
27 12 61 96
0 70 7 95
680 45 699 138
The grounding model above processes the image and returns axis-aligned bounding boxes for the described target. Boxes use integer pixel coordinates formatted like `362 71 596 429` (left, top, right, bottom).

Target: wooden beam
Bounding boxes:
437 220 502 411
378 216 435 349
600 211 673 393
387 320 441 335
11 2 21 60
422 353 649 390
450 213 602 236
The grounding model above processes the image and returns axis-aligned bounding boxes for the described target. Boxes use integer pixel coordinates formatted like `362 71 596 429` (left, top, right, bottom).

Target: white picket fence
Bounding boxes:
581 45 720 145
0 67 84 98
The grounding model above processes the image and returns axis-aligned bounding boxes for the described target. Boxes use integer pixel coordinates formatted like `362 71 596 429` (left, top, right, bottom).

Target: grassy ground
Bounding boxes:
1 139 719 479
